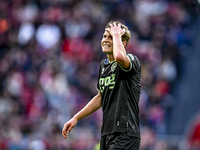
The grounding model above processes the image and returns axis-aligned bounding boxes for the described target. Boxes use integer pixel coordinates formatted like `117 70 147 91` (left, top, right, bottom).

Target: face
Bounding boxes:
101 30 113 54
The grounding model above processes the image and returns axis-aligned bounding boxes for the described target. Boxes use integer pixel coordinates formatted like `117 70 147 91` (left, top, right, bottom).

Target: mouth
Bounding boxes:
102 43 111 48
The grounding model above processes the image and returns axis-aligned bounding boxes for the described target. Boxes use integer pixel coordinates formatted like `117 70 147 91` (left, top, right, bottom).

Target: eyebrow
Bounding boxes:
103 31 110 35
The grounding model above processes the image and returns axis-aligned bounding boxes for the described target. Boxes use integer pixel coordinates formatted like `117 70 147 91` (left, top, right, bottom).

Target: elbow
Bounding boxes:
115 52 125 64
114 52 130 69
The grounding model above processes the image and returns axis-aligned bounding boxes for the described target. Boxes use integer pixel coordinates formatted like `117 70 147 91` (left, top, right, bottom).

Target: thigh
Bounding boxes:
100 132 140 150
100 133 121 150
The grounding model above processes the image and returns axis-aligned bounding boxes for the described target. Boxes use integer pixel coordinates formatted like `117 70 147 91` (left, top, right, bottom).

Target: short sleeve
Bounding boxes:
119 54 141 73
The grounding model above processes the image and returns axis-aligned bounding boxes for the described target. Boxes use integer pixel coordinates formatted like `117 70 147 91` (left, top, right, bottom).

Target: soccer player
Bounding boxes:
62 21 141 150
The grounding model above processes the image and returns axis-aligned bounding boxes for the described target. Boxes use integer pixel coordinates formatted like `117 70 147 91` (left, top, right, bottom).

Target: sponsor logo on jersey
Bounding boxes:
99 74 115 92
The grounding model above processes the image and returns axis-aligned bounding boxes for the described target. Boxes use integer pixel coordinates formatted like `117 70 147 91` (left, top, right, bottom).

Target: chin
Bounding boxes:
102 49 112 54
103 50 110 54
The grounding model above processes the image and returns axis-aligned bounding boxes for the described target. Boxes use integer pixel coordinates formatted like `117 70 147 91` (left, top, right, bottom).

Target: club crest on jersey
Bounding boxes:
111 62 117 72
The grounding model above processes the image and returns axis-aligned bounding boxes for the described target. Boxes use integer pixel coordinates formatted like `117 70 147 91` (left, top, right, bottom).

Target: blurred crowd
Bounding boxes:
0 0 199 149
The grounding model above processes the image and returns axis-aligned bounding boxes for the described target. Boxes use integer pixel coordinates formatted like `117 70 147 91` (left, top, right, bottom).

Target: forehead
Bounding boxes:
103 30 110 35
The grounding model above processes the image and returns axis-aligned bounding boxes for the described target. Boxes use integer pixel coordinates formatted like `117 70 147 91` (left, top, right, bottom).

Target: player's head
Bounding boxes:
105 20 131 47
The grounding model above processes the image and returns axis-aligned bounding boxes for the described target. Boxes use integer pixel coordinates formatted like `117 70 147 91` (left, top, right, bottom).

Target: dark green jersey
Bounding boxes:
97 54 141 138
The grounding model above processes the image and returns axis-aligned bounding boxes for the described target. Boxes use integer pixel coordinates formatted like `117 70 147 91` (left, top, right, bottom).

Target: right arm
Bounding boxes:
62 91 102 139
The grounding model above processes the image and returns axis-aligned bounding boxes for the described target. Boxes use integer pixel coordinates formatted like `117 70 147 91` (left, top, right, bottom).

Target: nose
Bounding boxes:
102 37 109 43
102 38 106 43
102 39 106 43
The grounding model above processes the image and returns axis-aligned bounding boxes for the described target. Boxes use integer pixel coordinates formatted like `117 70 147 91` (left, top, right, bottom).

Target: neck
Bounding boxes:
107 54 114 63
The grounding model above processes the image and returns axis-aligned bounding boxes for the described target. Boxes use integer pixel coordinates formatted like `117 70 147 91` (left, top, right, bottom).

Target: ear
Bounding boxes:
122 41 127 47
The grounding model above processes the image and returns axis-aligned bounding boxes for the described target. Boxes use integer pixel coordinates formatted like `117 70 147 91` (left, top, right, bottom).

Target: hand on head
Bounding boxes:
105 21 126 37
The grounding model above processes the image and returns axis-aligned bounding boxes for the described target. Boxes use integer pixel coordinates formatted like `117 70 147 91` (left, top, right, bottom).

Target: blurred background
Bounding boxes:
0 0 200 149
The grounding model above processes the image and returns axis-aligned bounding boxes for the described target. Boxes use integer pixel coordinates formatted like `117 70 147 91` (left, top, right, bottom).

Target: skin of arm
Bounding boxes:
62 91 102 139
106 22 130 69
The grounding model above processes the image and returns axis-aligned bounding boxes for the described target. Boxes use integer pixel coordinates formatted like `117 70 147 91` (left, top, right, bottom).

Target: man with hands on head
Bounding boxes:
62 21 141 150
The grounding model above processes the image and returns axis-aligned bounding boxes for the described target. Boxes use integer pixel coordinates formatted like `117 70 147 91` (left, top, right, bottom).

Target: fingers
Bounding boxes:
109 22 114 27
109 22 120 28
62 118 77 139
62 123 70 139
68 125 73 133
105 27 110 33
63 131 69 139
62 121 75 139
107 22 125 37
122 28 126 34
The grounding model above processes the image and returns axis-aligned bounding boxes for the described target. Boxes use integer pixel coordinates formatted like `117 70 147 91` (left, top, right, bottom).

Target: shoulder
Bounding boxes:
126 53 141 72
127 54 140 62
